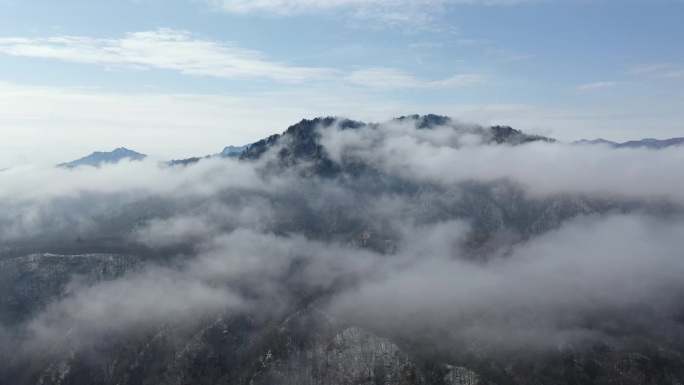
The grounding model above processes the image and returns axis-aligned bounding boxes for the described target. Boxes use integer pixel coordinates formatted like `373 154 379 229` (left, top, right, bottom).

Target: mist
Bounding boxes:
1 116 683 366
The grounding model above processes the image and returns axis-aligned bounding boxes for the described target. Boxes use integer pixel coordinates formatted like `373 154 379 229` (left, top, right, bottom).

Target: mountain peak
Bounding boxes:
573 138 618 146
393 114 452 128
239 115 555 174
218 145 250 158
57 148 147 168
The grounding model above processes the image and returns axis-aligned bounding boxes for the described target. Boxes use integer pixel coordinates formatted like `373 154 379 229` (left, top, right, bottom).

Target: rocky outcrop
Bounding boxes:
250 308 423 385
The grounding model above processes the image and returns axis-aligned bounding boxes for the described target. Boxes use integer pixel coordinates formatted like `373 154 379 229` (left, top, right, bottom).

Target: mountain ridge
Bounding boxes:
574 137 684 149
57 147 147 168
49 117 683 170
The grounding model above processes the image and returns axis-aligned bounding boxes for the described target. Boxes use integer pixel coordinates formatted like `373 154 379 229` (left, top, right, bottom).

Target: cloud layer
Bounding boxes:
1 117 683 363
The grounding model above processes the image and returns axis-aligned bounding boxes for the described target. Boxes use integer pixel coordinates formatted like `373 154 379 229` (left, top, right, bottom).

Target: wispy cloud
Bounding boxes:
629 63 684 79
575 81 622 91
205 0 538 15
203 0 538 29
0 29 337 83
663 70 684 78
408 42 444 50
0 29 488 91
347 67 486 89
455 38 487 46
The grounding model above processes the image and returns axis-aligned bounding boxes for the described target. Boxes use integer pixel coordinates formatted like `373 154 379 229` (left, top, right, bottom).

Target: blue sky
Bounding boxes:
0 0 682 165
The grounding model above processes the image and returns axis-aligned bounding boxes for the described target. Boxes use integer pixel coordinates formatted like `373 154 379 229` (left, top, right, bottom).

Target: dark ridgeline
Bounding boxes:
574 137 684 149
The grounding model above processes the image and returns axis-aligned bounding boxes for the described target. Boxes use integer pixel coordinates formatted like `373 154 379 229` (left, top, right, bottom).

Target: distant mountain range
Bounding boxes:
52 124 682 170
574 137 684 149
56 144 251 169
57 147 147 168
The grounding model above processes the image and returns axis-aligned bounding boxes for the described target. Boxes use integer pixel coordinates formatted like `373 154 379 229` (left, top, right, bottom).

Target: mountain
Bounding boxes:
240 115 553 177
57 147 146 168
574 137 684 149
573 138 618 146
2 115 684 385
217 145 250 158
617 137 684 149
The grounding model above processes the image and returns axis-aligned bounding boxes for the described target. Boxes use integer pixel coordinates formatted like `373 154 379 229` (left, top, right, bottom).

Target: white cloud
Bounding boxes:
629 63 684 79
575 81 621 91
205 0 537 15
347 67 485 89
6 120 684 354
629 63 674 75
0 29 489 95
330 214 684 349
318 122 684 204
663 69 684 78
203 0 537 29
455 38 487 46
408 42 444 50
0 29 337 83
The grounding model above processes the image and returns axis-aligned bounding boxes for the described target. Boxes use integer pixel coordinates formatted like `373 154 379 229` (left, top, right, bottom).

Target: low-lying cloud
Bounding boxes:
319 120 684 202
330 214 684 349
2 116 683 360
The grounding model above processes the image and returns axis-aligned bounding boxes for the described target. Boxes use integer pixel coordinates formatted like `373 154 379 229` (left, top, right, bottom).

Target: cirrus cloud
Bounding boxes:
0 29 487 91
346 67 486 89
0 29 337 83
